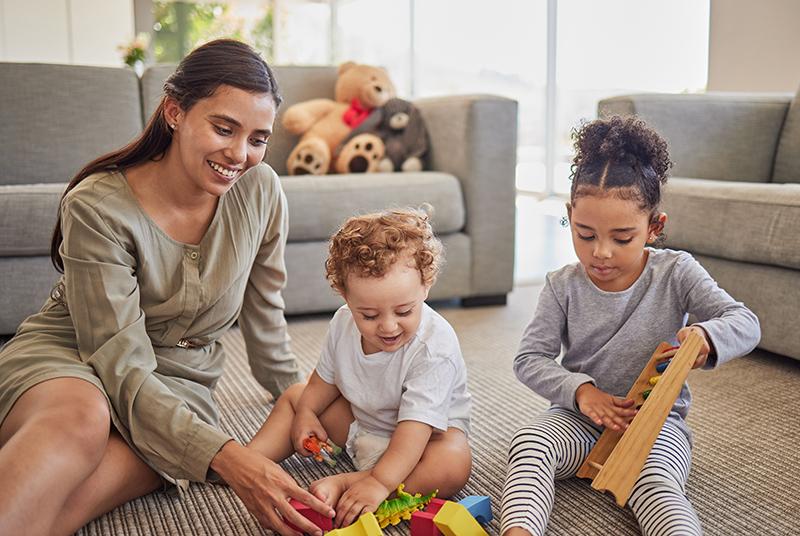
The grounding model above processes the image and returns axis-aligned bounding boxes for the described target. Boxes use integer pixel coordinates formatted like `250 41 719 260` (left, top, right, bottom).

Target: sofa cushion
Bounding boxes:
282 171 464 242
0 64 142 186
773 87 800 184
600 94 788 183
661 177 800 270
0 183 65 256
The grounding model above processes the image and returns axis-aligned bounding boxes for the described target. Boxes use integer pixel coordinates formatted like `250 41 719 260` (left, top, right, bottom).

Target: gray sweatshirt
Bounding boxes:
514 248 761 441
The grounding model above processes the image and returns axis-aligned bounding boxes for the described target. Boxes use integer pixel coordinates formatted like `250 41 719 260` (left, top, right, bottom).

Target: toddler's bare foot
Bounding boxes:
309 471 367 509
309 474 350 509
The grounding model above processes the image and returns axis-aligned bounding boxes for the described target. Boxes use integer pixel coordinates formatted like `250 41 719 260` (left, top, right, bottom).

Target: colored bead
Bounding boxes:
642 389 652 400
648 376 661 386
655 360 671 373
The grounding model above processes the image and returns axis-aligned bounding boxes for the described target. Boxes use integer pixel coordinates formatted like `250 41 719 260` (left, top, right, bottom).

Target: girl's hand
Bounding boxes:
210 441 335 536
333 474 390 528
676 325 712 369
575 383 637 431
290 409 328 456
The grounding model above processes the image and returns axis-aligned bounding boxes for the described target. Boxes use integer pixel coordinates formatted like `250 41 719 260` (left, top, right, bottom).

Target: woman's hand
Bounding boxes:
333 474 390 528
210 440 334 536
290 408 328 456
575 383 637 431
677 325 712 369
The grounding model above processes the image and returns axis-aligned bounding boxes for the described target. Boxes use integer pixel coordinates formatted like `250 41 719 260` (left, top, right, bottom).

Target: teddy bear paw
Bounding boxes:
400 157 423 172
377 158 395 173
287 138 330 175
335 134 385 174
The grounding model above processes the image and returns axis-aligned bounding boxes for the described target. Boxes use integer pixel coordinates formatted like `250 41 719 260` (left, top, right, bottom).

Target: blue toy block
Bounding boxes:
457 496 492 525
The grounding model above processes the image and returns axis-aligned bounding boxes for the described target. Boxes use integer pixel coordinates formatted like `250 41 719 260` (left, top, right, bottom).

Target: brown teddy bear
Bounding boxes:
338 98 429 172
282 62 396 175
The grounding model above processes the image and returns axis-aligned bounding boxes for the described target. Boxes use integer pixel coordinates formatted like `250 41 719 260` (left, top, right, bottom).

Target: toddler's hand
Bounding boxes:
291 409 328 456
334 475 390 528
575 383 637 431
677 325 712 369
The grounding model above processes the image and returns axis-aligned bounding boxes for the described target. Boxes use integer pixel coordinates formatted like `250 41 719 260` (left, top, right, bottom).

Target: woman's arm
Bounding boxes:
238 168 303 398
211 441 334 536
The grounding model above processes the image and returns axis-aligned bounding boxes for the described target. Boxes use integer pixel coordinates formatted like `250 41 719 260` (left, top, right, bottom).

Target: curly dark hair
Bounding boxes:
569 115 673 214
325 208 443 296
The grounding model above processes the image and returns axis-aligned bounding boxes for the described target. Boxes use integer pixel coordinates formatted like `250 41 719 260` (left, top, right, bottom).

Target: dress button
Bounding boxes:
189 251 199 260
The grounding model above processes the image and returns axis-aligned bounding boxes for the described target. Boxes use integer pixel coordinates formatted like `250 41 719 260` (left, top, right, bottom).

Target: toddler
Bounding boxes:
249 208 472 529
501 116 761 535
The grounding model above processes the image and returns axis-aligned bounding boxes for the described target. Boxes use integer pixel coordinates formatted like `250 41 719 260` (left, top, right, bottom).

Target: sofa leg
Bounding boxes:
461 294 507 307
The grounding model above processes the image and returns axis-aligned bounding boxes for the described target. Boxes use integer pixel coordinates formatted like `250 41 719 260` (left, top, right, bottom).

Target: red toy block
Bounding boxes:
426 498 448 516
285 498 333 533
411 510 442 536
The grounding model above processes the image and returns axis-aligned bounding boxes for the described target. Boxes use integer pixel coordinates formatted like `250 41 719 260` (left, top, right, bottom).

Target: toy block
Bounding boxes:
426 498 448 516
577 333 703 507
285 498 333 533
433 501 489 536
326 512 384 536
457 496 492 524
411 511 442 536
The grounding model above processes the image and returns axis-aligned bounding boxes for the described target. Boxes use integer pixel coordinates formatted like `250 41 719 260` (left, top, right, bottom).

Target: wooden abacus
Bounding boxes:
576 331 703 507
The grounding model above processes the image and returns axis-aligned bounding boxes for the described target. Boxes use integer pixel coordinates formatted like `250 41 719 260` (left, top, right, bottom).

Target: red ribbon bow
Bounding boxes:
342 98 371 128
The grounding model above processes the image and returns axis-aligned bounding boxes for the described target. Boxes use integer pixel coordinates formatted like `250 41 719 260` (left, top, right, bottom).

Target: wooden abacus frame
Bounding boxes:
576 331 703 506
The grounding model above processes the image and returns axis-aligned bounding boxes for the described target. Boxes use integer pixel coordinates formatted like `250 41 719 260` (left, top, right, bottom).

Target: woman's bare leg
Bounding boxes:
53 430 161 535
0 378 159 535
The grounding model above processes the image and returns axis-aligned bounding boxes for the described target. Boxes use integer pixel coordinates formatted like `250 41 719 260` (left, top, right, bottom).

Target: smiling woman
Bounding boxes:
0 39 333 536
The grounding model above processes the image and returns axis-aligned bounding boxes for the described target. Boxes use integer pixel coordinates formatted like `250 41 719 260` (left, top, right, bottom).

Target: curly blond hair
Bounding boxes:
325 208 443 295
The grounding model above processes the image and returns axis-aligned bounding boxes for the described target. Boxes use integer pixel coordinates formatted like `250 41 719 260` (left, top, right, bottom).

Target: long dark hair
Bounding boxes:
50 38 282 271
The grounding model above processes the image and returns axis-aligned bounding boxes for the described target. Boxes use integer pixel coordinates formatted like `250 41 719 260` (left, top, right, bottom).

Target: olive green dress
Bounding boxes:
0 163 302 484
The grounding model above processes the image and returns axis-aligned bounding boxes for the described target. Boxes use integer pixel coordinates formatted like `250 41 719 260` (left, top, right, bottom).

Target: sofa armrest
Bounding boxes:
415 95 518 298
599 93 792 183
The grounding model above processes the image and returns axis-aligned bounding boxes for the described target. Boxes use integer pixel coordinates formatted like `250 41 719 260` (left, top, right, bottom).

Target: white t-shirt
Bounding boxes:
315 303 471 437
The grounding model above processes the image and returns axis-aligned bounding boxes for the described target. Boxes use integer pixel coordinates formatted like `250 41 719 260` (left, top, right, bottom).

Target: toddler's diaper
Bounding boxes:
345 421 391 471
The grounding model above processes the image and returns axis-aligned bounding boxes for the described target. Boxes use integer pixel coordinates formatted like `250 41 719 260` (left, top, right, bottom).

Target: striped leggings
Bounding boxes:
501 407 702 536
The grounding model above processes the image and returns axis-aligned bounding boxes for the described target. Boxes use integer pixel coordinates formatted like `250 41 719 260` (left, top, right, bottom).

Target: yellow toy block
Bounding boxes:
433 501 489 536
326 512 384 536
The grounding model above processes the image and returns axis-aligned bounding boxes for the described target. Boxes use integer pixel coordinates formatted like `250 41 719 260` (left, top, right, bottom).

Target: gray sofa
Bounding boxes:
0 63 517 335
599 93 800 361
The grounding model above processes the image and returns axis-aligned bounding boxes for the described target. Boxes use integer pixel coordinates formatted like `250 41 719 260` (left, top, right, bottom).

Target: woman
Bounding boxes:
0 39 333 536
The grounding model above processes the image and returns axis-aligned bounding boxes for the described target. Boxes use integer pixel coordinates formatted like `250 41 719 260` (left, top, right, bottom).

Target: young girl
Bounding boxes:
501 116 760 535
249 209 472 529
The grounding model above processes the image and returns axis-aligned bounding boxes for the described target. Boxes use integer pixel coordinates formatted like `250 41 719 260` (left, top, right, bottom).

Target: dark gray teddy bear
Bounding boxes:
340 97 429 172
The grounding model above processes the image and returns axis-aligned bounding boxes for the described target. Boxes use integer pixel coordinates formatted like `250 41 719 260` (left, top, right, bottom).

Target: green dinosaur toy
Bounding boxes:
374 484 437 528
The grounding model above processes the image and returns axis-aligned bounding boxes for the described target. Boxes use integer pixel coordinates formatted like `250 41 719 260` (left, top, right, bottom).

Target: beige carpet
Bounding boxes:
77 284 800 536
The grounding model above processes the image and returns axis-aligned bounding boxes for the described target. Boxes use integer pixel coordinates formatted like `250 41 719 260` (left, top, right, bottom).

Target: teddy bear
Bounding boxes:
281 62 396 175
338 98 429 173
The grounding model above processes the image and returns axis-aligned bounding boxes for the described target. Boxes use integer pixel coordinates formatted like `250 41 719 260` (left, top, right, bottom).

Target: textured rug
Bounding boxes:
76 284 800 536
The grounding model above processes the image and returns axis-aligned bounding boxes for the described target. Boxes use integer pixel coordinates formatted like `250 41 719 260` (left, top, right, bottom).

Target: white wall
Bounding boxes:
0 0 134 66
708 0 800 92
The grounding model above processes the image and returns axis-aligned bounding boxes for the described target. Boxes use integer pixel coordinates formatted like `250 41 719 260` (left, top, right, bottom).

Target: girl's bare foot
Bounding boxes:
503 528 533 536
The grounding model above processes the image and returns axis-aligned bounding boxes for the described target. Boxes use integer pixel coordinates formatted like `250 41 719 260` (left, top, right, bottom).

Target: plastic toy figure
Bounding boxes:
302 434 342 467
